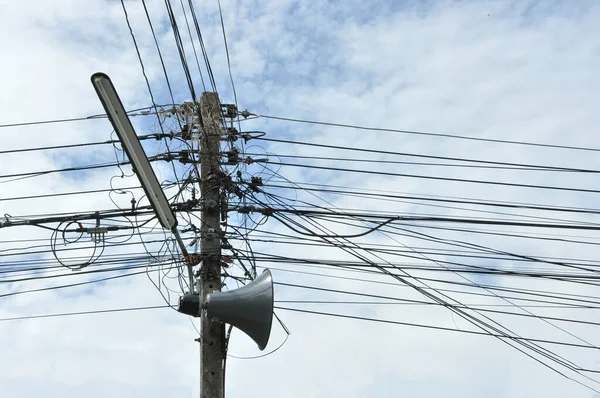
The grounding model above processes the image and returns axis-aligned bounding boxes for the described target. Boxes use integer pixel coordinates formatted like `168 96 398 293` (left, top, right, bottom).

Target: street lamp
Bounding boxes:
91 72 176 230
91 72 194 287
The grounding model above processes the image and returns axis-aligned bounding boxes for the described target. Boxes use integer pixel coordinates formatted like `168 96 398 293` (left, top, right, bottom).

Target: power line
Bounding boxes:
274 306 600 351
0 133 169 156
253 252 600 284
274 300 595 309
0 154 175 184
187 0 217 92
266 179 600 216
251 113 600 152
121 0 170 139
142 0 181 105
261 188 596 228
0 105 172 129
217 0 238 111
165 0 198 102
0 304 171 322
246 190 597 378
245 152 596 173
262 160 600 195
231 234 600 266
0 161 123 184
262 182 600 217
258 262 600 309
178 0 206 91
0 115 106 129
274 212 600 281
0 269 150 299
246 144 600 173
248 207 600 231
0 186 142 203
274 282 600 326
260 252 600 306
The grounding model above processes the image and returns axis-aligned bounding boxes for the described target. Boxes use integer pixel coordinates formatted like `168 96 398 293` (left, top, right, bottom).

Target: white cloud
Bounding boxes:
2 0 600 397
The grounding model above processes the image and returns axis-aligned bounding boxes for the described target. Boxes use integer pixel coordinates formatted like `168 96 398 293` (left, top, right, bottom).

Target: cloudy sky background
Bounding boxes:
1 0 600 397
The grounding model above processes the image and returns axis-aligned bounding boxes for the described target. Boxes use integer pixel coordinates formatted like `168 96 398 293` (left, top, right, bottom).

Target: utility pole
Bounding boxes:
93 75 274 396
198 92 224 398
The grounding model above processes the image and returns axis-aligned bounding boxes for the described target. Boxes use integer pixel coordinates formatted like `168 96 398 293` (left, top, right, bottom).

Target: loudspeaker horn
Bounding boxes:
176 269 274 350
205 269 274 350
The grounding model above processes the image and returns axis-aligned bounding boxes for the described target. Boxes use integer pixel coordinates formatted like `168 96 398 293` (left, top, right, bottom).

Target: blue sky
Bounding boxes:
1 0 600 397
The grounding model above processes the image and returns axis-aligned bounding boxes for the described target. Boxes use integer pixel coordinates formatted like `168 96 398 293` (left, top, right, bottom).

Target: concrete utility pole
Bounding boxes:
198 92 224 398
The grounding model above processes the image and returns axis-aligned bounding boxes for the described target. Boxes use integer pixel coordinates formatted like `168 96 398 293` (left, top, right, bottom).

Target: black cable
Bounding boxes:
246 145 600 174
257 175 600 359
0 253 179 280
0 133 170 156
0 304 171 322
274 306 600 351
274 282 600 327
240 131 600 380
250 252 600 307
252 113 600 152
273 299 600 310
244 152 595 173
0 147 176 184
262 160 600 195
121 0 167 137
259 207 600 231
141 0 180 106
229 234 600 267
165 0 198 102
0 186 141 203
178 0 206 91
245 179 595 378
261 261 600 309
270 213 396 238
0 161 125 183
259 184 599 232
244 252 600 283
264 180 600 216
0 210 157 233
262 187 600 234
294 213 600 271
259 180 600 245
0 269 151 299
0 105 176 130
246 250 600 287
0 258 179 284
376 222 600 275
1 139 113 155
217 0 238 111
283 212 600 289
0 115 105 128
280 301 599 390
277 265 600 306
187 0 217 91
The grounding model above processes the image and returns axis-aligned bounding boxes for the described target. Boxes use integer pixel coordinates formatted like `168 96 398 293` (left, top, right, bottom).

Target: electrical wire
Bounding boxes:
217 0 238 112
242 166 600 383
0 304 171 322
164 0 198 103
261 160 600 195
273 306 600 351
245 146 600 174
263 180 600 216
141 0 180 107
250 112 600 152
178 0 206 91
0 105 175 130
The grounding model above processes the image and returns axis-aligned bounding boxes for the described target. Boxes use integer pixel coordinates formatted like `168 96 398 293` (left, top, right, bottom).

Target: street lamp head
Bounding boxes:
90 72 177 230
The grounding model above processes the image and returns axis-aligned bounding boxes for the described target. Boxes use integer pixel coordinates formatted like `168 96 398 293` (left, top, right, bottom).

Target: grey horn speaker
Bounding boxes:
205 269 274 351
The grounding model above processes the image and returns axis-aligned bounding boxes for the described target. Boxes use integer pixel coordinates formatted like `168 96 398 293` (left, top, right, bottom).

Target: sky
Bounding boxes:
1 0 600 397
